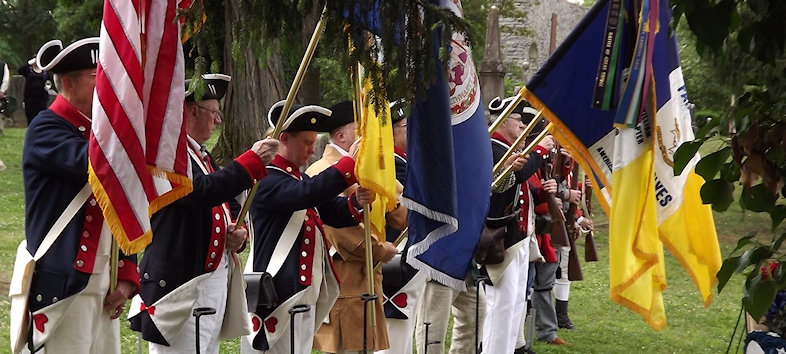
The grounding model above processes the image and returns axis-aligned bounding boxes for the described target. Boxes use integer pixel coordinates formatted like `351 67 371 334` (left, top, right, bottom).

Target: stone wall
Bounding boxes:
499 0 589 87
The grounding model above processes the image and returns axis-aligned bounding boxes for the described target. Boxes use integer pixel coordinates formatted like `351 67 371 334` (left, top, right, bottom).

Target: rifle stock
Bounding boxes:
565 164 583 281
546 146 569 248
585 231 599 262
582 171 599 263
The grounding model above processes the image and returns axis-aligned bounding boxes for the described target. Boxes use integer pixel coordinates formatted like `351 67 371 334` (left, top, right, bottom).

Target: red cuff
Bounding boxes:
347 192 364 222
333 156 358 187
117 259 141 298
235 150 269 182
533 146 549 159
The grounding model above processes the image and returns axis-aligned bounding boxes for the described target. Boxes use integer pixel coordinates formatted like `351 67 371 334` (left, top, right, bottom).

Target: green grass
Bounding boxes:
0 127 772 353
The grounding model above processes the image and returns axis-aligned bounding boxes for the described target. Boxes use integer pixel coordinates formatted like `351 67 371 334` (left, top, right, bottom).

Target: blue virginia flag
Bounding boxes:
403 0 492 290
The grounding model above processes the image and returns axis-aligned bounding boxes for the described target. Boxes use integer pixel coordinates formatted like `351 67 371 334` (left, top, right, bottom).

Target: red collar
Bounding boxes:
49 95 92 139
270 154 301 178
394 146 407 160
490 132 512 146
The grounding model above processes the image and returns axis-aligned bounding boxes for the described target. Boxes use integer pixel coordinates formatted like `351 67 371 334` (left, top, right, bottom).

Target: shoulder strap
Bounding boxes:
33 184 91 260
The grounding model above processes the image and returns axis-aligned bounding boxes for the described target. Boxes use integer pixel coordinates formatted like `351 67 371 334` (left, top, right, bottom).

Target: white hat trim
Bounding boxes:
37 37 100 72
488 95 517 112
185 73 232 97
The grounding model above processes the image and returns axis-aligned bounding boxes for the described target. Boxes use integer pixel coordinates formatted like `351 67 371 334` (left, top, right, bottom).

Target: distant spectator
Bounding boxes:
18 58 53 124
0 53 9 99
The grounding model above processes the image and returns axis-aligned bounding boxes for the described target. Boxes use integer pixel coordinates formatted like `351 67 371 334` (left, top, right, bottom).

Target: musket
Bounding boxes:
543 143 569 248
582 170 599 262
565 164 584 281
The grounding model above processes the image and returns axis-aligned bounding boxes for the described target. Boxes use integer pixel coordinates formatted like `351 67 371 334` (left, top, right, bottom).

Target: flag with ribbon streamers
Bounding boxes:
520 0 720 329
89 0 192 254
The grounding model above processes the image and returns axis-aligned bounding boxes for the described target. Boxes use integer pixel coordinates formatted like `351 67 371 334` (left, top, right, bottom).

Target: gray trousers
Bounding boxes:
532 257 559 343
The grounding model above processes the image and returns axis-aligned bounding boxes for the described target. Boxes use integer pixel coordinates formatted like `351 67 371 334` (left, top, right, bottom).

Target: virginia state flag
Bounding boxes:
355 77 398 236
521 0 720 330
403 0 492 290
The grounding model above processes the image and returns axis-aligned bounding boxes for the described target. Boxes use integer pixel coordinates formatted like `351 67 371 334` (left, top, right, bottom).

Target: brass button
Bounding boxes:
306 226 311 232
36 294 42 302
304 215 309 221
76 260 84 268
345 172 351 178
310 118 317 124
286 166 293 172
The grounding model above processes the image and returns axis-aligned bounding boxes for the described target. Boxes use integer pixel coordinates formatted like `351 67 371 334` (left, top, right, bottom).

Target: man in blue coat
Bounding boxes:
19 37 139 353
242 101 376 354
128 74 279 354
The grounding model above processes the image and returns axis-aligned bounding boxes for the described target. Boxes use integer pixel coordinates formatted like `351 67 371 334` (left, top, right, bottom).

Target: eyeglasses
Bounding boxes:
394 123 407 129
196 105 222 119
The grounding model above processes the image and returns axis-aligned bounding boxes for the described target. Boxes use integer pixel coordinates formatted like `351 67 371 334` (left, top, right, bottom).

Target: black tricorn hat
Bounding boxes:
521 106 547 136
389 99 408 124
267 100 333 133
185 74 231 102
487 96 517 115
321 100 355 133
36 38 99 74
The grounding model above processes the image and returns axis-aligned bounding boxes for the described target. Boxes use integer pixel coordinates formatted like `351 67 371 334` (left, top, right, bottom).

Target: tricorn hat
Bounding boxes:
321 100 355 133
389 99 408 124
521 106 547 136
185 74 231 102
267 100 332 133
487 96 517 115
36 38 100 74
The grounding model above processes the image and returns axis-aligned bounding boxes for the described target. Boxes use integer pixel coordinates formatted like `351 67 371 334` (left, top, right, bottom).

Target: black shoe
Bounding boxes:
556 300 575 330
514 347 537 354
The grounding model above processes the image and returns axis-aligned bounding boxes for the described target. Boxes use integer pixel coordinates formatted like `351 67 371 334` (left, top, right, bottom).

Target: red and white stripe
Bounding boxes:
89 0 192 254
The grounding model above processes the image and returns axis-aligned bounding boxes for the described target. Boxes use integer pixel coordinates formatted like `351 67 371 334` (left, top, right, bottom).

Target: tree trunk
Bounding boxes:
297 0 321 105
212 0 286 165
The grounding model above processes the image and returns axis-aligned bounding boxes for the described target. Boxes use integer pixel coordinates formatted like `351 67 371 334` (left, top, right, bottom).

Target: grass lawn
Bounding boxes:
0 128 770 353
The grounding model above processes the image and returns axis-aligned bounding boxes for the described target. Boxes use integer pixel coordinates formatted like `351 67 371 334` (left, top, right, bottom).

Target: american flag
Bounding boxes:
89 0 192 254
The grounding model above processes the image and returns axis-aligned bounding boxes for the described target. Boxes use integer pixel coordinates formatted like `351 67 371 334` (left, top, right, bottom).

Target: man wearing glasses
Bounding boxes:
129 73 279 354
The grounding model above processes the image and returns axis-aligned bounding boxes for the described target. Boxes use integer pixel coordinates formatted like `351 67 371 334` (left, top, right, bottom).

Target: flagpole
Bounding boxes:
235 5 329 225
491 109 544 175
352 62 378 330
491 123 553 188
373 228 407 272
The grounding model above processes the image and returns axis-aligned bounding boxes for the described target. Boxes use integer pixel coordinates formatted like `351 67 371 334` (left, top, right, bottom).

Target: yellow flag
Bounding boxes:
355 80 398 236
609 115 668 331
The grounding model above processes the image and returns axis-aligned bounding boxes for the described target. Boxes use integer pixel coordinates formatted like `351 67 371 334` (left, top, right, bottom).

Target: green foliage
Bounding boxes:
52 0 102 44
0 0 59 68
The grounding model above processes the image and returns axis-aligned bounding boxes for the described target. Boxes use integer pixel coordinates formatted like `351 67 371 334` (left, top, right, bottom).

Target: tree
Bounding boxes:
671 0 786 320
0 0 58 67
